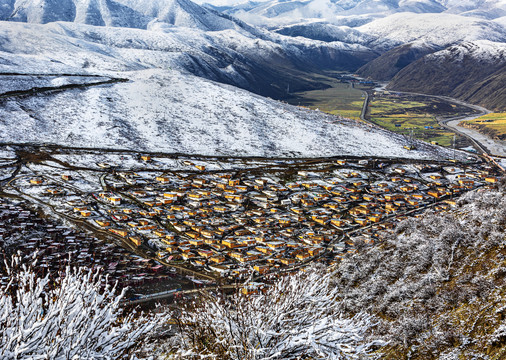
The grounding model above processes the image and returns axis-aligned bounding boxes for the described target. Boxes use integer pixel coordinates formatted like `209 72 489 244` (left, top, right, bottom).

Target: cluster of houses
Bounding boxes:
19 156 500 281
0 199 181 291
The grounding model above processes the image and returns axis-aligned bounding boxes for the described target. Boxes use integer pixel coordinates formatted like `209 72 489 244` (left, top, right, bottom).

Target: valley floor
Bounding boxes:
293 76 506 159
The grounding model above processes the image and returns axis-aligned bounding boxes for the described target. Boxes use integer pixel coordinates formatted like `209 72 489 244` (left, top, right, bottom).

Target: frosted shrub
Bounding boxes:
0 257 167 359
168 266 385 359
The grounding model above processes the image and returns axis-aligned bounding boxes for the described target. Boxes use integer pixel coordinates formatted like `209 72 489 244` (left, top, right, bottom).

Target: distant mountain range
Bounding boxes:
208 0 506 27
0 0 504 110
202 0 506 109
0 0 238 30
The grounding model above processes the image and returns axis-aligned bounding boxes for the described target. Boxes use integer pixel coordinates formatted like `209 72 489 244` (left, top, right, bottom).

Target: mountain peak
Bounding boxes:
0 0 239 31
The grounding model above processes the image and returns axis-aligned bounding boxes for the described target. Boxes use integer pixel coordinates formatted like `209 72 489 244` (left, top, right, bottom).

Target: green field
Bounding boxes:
460 113 506 140
291 82 365 119
366 95 473 147
368 98 458 146
289 77 478 148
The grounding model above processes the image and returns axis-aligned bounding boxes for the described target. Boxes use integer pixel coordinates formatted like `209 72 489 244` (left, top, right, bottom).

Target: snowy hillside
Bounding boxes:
208 0 506 54
0 74 112 94
0 19 376 100
0 14 453 160
387 40 506 111
0 0 383 99
439 0 506 19
0 0 500 158
424 40 506 63
0 69 453 159
212 0 506 26
1 0 504 83
357 13 506 49
274 21 375 45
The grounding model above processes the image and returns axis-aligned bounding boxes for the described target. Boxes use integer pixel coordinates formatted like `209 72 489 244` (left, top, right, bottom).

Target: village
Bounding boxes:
3 150 500 290
0 197 195 299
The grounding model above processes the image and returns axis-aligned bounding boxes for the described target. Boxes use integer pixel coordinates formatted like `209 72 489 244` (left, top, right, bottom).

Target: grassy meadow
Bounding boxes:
368 97 458 147
291 82 365 119
289 77 478 148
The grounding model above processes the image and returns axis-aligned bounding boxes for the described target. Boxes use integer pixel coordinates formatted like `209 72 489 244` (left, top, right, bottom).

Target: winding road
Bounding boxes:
387 90 506 158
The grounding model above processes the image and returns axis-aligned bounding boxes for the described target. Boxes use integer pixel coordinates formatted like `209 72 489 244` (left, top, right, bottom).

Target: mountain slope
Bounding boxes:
357 12 506 50
0 18 377 99
457 64 506 111
0 69 455 159
387 41 506 111
357 42 437 80
1 0 505 105
215 0 506 94
0 0 241 31
0 0 379 99
0 19 452 159
215 0 506 28
274 21 375 44
334 183 506 359
440 0 506 19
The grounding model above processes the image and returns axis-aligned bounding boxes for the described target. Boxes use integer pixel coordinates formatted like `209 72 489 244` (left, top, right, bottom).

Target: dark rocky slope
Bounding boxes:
386 42 506 111
357 43 437 81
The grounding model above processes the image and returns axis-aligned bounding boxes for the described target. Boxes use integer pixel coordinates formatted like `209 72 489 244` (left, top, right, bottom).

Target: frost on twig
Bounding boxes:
0 256 168 360
169 266 385 359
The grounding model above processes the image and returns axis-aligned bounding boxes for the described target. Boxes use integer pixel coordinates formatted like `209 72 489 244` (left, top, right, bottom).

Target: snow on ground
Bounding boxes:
0 20 373 85
0 20 469 161
0 68 459 159
0 75 111 94
51 153 143 171
425 40 506 63
357 12 506 49
50 152 282 172
0 148 16 159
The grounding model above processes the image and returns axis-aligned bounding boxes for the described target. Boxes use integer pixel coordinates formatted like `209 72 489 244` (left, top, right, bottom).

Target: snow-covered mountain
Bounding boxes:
0 0 241 31
211 0 505 110
425 39 506 64
0 20 376 100
210 0 506 27
0 0 503 155
0 18 452 159
0 0 381 99
207 0 506 56
440 0 506 19
1 0 504 80
357 12 506 50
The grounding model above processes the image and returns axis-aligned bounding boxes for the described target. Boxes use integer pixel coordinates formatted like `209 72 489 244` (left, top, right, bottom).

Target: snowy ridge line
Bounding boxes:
0 72 111 77
0 77 129 99
0 143 475 164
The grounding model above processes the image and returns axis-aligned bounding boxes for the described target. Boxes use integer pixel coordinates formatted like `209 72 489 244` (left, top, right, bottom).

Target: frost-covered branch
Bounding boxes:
0 257 168 359
168 266 385 359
